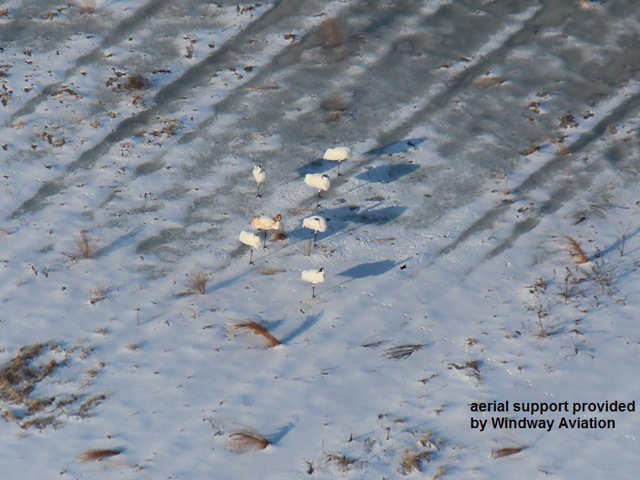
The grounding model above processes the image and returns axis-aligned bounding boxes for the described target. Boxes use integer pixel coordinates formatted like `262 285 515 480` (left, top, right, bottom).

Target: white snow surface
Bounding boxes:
1 0 640 478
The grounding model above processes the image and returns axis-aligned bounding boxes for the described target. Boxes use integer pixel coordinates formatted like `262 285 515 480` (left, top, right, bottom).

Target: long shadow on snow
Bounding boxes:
279 313 323 345
365 138 427 156
8 0 299 219
337 260 398 279
356 163 419 184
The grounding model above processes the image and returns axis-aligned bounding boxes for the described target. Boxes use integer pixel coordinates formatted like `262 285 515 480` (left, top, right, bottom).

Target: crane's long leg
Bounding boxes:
313 230 318 247
312 284 316 299
256 183 261 198
249 248 254 265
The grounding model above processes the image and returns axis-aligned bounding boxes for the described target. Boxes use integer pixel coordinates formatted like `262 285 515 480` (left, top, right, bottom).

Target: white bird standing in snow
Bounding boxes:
302 215 327 247
301 267 325 298
251 213 282 245
304 173 331 207
252 165 266 197
323 146 350 176
239 230 262 264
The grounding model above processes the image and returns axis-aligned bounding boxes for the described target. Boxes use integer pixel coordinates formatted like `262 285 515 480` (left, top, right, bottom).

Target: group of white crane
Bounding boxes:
238 146 351 298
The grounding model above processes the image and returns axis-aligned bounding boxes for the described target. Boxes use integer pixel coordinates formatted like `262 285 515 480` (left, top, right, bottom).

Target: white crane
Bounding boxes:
304 173 331 207
302 215 327 247
323 146 350 176
301 267 325 298
251 213 282 244
239 230 262 264
252 165 266 197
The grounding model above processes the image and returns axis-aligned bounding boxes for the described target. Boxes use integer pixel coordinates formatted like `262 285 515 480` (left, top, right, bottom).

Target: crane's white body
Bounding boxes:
251 214 282 232
323 147 350 176
252 165 266 184
301 268 325 285
302 215 327 233
323 147 350 162
239 231 262 250
252 165 266 197
304 173 331 192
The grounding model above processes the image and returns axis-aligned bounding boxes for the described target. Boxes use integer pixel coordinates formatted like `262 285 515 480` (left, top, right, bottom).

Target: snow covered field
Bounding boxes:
1 0 639 478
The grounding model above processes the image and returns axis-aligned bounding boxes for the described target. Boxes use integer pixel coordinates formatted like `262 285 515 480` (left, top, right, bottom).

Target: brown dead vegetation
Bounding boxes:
228 428 271 452
563 235 588 264
228 321 281 348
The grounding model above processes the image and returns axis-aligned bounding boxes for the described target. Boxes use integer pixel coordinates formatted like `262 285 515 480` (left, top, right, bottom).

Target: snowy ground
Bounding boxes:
1 0 640 478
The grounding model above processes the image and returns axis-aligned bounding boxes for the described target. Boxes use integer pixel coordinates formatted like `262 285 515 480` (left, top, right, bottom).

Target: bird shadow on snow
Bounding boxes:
356 163 419 184
287 204 407 244
266 416 299 445
365 137 427 156
337 260 398 279
296 158 334 177
279 312 323 344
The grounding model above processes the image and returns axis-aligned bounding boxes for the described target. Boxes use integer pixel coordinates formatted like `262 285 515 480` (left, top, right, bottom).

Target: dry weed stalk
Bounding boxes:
473 76 505 89
76 231 94 259
228 428 271 452
490 446 527 458
563 235 588 263
256 268 286 275
228 321 281 348
76 449 122 462
384 344 423 360
188 271 208 295
89 285 106 304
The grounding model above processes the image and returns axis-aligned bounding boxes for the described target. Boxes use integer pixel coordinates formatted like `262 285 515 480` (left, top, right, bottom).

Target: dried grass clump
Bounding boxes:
76 448 122 462
76 231 95 259
399 450 431 475
256 267 286 275
188 271 208 295
228 428 271 452
320 17 347 49
563 235 588 264
0 343 52 404
228 321 281 348
384 344 423 360
491 445 527 458
89 285 106 304
77 0 98 14
473 76 505 89
448 360 481 381
123 73 148 91
548 136 570 155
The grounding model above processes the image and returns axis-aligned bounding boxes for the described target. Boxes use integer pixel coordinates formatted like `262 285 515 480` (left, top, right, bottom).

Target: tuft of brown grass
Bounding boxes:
76 448 122 462
474 76 505 89
491 446 527 458
548 136 570 155
123 73 148 91
227 428 271 452
76 231 95 259
228 321 281 348
384 344 423 360
256 268 286 275
563 235 588 263
188 271 208 295
89 285 106 304
78 0 98 14
399 450 431 475
320 17 347 49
